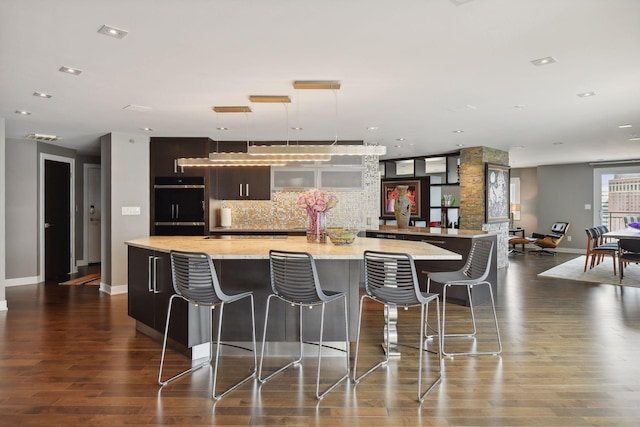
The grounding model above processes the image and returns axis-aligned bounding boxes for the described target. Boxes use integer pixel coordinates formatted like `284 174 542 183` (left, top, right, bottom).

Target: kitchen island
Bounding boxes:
126 235 461 356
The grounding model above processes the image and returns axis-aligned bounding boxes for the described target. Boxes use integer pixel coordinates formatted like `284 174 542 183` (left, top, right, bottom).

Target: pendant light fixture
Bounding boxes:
247 80 386 157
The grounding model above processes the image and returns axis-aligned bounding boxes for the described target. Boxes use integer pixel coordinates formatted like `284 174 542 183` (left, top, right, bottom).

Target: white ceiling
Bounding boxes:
1 0 639 167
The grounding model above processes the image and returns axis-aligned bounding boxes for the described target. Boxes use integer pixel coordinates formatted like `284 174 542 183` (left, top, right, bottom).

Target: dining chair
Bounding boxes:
353 250 442 403
426 240 501 356
618 239 640 283
258 250 350 400
158 250 257 400
584 227 617 274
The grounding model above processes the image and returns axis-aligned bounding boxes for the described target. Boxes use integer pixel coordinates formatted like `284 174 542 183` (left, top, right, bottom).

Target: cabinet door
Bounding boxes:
216 167 271 200
151 141 181 177
244 167 271 200
128 247 155 328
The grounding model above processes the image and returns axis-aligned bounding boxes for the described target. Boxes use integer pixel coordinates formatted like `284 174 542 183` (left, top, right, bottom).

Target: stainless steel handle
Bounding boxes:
44 222 54 228
175 204 179 218
171 204 175 219
152 256 159 294
173 159 177 174
245 184 249 197
148 256 154 292
239 183 243 197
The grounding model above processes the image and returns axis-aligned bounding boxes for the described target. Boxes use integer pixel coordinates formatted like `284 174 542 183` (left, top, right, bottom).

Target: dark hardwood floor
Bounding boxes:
1 254 640 426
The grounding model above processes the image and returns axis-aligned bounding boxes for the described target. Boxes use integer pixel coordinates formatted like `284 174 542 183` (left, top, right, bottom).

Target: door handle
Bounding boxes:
245 184 249 197
148 256 154 292
152 256 160 294
239 183 243 197
175 204 179 218
173 159 177 174
171 204 175 219
44 223 54 228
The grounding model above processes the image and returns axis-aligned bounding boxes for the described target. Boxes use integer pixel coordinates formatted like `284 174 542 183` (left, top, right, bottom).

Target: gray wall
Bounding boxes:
102 133 149 294
512 163 595 252
5 139 37 279
0 118 5 307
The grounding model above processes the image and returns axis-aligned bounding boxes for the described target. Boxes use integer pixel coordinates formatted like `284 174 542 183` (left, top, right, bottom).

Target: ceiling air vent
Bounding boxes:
26 133 61 142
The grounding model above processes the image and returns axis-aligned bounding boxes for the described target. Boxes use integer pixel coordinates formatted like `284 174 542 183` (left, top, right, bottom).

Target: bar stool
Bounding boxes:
426 240 501 357
258 250 350 400
353 250 442 403
158 250 257 400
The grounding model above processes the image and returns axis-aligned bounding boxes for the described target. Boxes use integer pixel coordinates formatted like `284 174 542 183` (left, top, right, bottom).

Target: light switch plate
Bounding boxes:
585 204 591 210
122 206 141 216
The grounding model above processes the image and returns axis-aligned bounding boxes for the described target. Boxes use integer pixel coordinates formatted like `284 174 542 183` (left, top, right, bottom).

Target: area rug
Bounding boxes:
59 272 101 286
538 255 640 287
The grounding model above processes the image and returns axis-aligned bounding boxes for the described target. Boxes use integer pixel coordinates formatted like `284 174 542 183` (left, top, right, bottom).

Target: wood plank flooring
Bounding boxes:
1 253 640 426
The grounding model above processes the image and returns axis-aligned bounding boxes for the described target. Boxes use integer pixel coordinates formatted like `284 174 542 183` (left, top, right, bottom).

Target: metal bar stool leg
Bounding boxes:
315 296 350 400
418 298 442 402
158 295 211 386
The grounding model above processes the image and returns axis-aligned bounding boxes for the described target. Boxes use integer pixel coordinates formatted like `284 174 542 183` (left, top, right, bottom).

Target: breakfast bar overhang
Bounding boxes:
126 235 462 355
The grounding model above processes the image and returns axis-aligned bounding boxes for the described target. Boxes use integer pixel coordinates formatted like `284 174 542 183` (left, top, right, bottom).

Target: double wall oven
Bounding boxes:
153 177 205 235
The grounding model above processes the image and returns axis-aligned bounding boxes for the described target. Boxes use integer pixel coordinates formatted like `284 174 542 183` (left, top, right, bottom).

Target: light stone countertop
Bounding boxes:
125 235 462 261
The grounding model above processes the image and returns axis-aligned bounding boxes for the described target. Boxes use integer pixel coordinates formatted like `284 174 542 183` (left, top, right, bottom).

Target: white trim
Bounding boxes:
83 163 101 265
39 153 76 282
99 283 128 295
0 300 7 311
5 276 40 287
76 259 88 267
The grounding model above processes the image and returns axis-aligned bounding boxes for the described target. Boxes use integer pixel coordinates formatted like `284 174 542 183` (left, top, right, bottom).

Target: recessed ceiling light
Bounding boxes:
618 124 633 128
141 127 153 131
216 127 228 131
26 133 61 141
367 126 379 131
394 145 402 148
15 110 31 115
531 56 557 66
59 66 83 75
456 144 465 147
577 91 596 98
514 105 525 109
33 91 52 98
291 127 303 131
123 104 152 112
452 130 464 133
98 24 128 39
396 138 405 141
553 141 564 145
629 137 640 141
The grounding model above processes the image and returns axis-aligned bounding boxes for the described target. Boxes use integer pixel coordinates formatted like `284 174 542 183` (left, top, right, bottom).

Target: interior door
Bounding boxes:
86 165 101 264
45 159 71 280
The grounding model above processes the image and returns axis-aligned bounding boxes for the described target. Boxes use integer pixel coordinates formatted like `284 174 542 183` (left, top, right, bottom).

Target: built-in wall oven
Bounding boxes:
153 177 205 235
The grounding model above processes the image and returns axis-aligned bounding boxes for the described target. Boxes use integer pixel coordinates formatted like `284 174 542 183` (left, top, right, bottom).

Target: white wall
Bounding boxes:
103 133 149 294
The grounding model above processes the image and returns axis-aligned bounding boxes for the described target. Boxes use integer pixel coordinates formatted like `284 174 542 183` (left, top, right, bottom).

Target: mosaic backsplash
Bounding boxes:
211 155 381 230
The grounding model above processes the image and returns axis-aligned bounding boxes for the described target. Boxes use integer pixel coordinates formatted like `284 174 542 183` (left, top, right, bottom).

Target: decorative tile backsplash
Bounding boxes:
212 155 381 230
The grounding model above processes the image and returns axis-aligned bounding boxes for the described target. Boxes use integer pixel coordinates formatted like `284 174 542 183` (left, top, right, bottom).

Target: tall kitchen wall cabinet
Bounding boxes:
212 141 271 200
150 137 211 235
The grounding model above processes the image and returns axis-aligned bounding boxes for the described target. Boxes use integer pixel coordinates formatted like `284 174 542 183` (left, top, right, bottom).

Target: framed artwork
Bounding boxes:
485 163 510 223
381 179 422 218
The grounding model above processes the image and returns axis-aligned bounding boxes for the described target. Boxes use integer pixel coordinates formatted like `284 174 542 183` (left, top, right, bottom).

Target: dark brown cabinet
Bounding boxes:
215 167 271 200
150 137 210 177
212 141 271 200
127 247 190 347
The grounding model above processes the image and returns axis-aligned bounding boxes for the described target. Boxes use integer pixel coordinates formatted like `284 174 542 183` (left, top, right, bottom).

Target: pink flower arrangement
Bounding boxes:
296 189 338 215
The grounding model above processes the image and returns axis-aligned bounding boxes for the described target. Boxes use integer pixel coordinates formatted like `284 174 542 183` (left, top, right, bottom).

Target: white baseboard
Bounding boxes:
99 283 128 295
5 276 39 287
0 300 7 311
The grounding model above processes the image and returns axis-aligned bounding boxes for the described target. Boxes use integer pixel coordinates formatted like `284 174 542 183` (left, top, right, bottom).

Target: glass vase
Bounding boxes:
306 211 326 243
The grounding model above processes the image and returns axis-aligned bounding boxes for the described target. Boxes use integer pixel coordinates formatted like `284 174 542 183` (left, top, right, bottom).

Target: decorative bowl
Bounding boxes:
326 228 359 245
629 222 640 229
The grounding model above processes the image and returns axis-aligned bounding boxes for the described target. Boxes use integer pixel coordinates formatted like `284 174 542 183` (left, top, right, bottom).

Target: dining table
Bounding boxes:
603 227 640 240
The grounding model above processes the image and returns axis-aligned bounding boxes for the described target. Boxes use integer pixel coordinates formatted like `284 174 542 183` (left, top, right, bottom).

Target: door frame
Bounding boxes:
83 163 101 266
39 153 76 282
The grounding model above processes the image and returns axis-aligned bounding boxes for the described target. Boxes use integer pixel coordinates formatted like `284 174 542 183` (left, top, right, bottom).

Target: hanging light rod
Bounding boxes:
249 95 291 103
212 106 252 113
247 144 386 156
177 155 286 167
293 80 341 90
